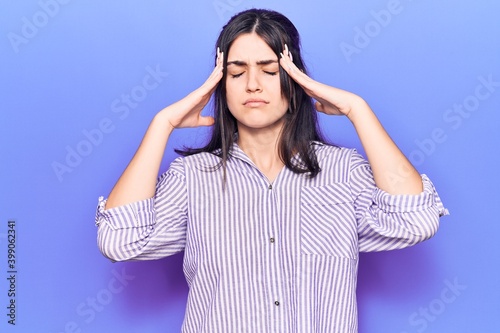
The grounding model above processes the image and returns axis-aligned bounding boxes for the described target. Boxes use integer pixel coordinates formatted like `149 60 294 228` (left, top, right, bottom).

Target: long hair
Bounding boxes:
176 9 328 178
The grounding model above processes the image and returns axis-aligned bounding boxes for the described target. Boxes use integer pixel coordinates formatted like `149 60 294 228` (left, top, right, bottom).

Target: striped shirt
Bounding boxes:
95 142 448 333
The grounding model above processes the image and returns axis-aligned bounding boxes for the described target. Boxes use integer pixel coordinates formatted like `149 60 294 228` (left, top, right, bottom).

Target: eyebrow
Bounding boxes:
226 59 278 67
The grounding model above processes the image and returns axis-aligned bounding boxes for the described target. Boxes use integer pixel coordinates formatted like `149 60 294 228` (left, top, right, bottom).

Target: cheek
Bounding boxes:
225 77 243 94
269 82 287 107
279 98 289 113
225 83 236 101
269 78 283 96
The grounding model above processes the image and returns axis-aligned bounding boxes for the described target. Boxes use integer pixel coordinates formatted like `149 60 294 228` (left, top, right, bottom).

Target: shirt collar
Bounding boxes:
225 134 326 167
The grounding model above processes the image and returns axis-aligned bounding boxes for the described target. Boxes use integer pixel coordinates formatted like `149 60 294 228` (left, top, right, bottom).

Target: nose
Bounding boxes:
245 68 262 93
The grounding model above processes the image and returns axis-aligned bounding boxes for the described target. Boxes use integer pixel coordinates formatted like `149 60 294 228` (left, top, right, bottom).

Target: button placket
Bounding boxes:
266 183 284 324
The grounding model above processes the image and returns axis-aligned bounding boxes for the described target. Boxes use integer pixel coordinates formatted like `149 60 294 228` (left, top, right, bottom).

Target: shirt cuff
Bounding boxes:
95 196 156 230
371 174 450 216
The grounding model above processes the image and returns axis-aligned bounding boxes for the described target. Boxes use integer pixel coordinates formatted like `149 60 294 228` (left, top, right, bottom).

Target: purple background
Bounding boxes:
1 0 499 332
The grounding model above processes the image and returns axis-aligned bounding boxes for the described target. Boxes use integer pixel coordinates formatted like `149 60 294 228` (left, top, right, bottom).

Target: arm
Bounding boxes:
279 46 448 251
348 151 447 252
105 49 224 209
280 45 421 195
345 97 422 194
96 162 189 261
95 50 224 261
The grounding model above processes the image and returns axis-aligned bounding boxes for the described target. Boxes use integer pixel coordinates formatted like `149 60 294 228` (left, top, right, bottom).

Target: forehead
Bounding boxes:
227 33 277 61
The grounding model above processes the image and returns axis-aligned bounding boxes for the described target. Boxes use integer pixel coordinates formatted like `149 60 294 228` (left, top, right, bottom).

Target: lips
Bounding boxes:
243 98 269 107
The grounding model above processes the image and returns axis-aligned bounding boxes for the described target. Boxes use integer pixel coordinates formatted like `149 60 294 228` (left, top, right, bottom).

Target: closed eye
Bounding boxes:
230 71 277 78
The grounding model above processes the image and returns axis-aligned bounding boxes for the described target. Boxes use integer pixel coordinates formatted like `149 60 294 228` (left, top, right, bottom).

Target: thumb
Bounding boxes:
315 101 325 113
197 116 215 127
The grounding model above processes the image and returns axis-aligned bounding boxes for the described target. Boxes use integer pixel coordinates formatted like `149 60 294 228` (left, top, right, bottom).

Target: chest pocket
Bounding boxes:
300 182 358 259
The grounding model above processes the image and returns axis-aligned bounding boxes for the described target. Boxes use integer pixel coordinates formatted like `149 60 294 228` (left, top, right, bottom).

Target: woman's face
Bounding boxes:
225 33 289 133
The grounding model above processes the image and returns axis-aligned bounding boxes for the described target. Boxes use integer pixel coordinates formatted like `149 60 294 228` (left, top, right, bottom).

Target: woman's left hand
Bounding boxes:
279 45 424 194
279 44 364 120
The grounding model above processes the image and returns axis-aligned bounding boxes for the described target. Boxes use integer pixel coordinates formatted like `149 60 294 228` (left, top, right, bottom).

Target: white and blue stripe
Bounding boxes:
95 142 448 333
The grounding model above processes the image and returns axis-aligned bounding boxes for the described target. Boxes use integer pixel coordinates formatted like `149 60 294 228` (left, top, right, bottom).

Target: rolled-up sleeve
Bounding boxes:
348 152 449 252
95 157 188 262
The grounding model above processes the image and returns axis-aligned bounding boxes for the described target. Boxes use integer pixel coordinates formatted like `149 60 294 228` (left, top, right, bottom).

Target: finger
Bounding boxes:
216 48 223 67
280 52 319 104
211 50 224 77
280 49 295 75
315 101 326 113
200 52 224 92
315 101 344 116
206 49 223 79
281 44 300 75
279 48 308 85
284 44 293 62
198 116 215 127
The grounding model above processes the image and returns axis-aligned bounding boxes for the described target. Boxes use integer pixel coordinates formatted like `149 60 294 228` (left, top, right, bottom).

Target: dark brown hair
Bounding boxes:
176 9 327 178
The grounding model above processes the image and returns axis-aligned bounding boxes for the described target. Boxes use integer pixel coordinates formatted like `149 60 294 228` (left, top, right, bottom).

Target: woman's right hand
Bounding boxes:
104 49 224 209
160 48 224 131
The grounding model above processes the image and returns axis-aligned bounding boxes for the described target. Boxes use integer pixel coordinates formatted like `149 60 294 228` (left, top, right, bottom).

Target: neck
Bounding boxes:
237 124 285 182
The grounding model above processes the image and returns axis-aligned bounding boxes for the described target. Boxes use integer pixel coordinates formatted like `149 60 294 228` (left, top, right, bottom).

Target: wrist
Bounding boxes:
346 96 371 124
154 109 176 134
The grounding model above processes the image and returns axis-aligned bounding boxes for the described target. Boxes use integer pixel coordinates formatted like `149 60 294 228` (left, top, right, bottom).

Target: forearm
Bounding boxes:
105 111 174 209
348 98 423 195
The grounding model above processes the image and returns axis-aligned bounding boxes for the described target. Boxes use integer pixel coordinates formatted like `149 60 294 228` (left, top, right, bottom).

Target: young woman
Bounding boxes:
95 9 448 333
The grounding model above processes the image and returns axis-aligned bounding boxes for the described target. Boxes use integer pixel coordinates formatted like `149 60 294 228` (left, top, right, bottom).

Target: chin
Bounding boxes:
229 104 288 129
237 116 286 131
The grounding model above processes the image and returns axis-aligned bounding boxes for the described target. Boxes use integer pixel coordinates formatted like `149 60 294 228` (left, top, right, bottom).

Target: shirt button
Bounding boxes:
268 184 272 190
274 301 280 306
270 237 275 243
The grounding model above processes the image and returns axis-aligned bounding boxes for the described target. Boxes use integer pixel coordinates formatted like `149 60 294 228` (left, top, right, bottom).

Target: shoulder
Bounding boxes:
156 152 219 186
311 142 371 182
312 141 364 165
162 152 221 176
182 151 221 167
